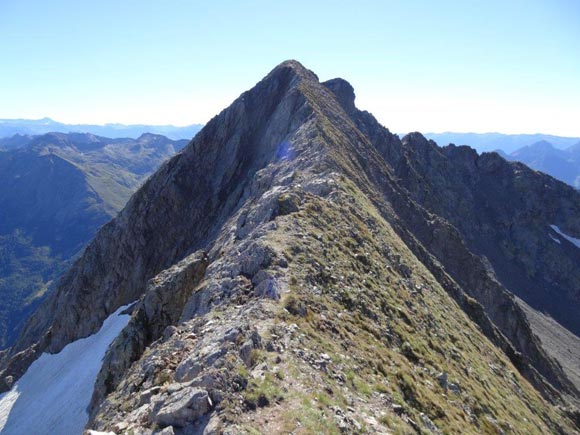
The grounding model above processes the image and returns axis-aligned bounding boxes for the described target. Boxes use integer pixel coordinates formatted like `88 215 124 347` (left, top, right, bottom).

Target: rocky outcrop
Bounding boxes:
88 250 208 416
2 61 579 433
0 61 315 380
149 386 212 427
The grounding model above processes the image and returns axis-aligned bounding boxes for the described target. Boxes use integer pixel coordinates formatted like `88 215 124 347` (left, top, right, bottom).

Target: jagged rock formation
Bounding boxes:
424 132 580 154
1 61 579 434
423 135 580 188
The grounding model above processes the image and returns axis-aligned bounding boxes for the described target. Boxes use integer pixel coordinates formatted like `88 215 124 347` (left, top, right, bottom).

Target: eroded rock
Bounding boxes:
150 387 212 428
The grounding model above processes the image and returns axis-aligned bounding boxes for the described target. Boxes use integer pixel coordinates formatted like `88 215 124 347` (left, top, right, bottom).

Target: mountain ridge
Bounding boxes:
1 60 579 433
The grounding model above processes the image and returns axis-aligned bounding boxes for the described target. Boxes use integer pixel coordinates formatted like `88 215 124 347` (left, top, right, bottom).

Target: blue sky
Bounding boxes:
1 0 579 135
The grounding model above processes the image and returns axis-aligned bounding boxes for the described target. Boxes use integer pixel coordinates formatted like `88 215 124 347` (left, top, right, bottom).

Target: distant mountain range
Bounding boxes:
0 132 187 348
425 132 580 153
496 141 580 189
0 118 202 141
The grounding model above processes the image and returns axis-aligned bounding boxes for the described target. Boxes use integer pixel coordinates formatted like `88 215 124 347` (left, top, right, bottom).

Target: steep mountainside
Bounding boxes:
0 135 34 151
425 134 580 188
0 118 202 141
0 133 187 348
353 129 580 343
1 61 579 434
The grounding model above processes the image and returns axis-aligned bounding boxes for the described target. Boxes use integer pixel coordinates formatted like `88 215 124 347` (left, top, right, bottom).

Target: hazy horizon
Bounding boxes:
1 1 579 135
0 116 202 128
4 116 580 142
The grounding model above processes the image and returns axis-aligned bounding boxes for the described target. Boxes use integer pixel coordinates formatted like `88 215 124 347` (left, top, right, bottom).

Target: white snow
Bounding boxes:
548 233 561 244
550 225 580 249
0 304 132 435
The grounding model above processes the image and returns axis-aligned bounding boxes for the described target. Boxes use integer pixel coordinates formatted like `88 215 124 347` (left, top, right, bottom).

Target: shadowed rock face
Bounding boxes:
356 128 580 384
341 100 580 392
392 135 580 337
2 61 579 433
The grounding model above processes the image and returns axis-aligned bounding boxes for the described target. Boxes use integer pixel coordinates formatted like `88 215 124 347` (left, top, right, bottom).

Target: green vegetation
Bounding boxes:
0 132 181 348
251 175 577 434
243 373 285 410
0 230 67 347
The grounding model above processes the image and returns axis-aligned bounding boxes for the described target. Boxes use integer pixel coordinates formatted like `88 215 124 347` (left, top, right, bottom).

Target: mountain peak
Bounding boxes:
511 140 557 158
267 59 318 79
255 60 320 95
529 140 555 150
402 131 429 144
323 78 356 114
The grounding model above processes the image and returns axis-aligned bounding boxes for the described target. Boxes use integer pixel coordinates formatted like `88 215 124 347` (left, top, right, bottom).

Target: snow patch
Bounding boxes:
0 304 132 435
550 225 580 249
548 233 561 244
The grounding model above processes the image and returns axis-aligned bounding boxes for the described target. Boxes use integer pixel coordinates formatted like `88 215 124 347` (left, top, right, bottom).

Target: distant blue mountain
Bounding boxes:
0 117 202 142
425 132 580 154
503 140 580 189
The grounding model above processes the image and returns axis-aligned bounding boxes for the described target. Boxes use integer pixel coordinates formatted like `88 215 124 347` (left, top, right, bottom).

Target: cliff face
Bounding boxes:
1 61 579 434
395 134 580 336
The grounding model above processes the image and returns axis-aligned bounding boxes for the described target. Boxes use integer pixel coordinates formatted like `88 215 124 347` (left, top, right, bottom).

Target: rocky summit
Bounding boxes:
1 60 580 434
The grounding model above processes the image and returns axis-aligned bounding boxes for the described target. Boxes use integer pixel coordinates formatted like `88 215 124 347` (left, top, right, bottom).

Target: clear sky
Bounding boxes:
1 0 579 135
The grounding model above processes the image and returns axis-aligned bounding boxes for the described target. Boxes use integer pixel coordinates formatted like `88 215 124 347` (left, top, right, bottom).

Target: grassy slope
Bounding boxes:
225 178 575 434
220 79 577 432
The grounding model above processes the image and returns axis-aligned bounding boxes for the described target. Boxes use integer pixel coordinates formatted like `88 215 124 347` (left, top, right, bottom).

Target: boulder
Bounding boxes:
151 387 212 428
